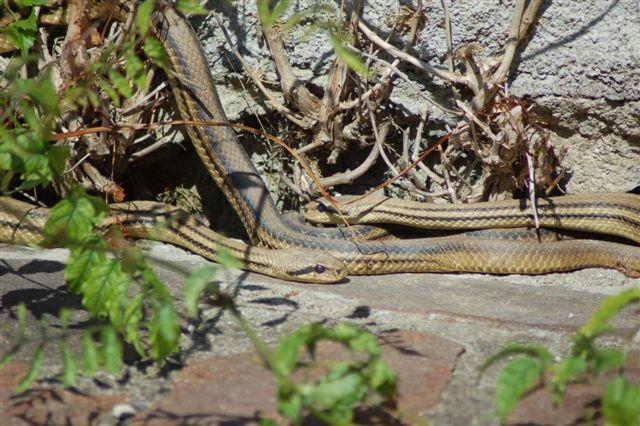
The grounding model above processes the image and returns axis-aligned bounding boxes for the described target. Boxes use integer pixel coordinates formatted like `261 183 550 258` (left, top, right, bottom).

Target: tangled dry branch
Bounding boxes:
238 0 558 206
1 0 562 213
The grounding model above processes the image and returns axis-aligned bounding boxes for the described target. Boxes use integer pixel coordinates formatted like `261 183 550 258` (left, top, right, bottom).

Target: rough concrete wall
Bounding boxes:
196 0 640 194
508 0 640 193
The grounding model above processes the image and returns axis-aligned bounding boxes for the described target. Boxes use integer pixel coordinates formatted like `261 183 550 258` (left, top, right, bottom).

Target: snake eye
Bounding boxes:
316 203 328 212
314 264 326 274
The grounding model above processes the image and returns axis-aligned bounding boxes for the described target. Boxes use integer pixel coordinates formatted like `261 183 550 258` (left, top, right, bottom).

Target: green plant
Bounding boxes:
176 266 400 425
270 323 397 424
481 288 640 425
2 5 400 423
1 0 215 387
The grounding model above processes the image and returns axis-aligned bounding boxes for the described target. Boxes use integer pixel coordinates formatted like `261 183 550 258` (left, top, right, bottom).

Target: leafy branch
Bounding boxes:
1 0 209 387
481 288 640 424
184 270 399 424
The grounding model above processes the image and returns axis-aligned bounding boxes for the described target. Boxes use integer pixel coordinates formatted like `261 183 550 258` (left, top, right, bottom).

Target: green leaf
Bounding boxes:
336 324 379 355
593 349 626 375
101 326 122 374
3 9 38 55
44 187 107 243
271 323 395 423
108 69 133 99
68 240 133 330
60 342 78 387
123 293 145 356
367 357 397 396
20 101 45 136
277 390 304 423
59 307 72 331
175 0 208 15
0 303 28 369
48 145 70 176
10 10 38 32
273 326 311 376
125 50 147 91
184 265 216 316
14 0 48 6
308 371 363 409
135 260 172 301
98 77 121 106
330 33 368 76
551 356 587 400
329 322 358 340
136 0 156 36
85 87 101 109
23 69 58 115
495 357 544 420
580 288 640 339
143 37 170 69
0 56 26 80
81 331 99 376
217 247 241 270
307 364 365 424
65 239 107 291
571 333 595 361
17 303 26 335
80 259 131 321
257 0 291 28
149 302 180 361
19 149 50 189
16 345 43 393
602 377 640 426
0 124 62 190
480 342 553 375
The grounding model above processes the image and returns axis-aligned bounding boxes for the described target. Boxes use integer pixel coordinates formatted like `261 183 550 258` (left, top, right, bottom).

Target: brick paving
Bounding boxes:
1 244 638 425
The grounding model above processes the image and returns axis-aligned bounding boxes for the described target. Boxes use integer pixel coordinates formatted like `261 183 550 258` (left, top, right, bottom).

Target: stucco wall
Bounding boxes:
195 0 640 194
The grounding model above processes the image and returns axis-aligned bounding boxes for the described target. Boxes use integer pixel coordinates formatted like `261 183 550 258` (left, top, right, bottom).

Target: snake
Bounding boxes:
302 193 640 245
0 197 346 284
151 6 640 278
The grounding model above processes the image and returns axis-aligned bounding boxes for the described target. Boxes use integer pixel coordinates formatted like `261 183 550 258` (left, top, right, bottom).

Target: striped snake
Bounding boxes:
0 197 346 283
151 7 640 278
2 8 638 282
302 193 640 245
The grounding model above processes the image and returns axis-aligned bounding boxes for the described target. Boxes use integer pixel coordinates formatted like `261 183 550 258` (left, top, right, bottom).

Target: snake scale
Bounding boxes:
150 7 640 278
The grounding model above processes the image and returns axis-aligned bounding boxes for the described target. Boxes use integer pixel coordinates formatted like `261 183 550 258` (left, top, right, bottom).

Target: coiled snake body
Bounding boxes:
152 7 640 278
1 8 638 282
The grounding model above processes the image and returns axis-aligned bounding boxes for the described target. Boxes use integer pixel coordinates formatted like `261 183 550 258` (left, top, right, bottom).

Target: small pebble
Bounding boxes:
112 403 136 419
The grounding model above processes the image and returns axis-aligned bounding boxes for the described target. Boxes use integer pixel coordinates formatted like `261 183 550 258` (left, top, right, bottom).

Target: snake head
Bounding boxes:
274 249 347 284
301 199 348 224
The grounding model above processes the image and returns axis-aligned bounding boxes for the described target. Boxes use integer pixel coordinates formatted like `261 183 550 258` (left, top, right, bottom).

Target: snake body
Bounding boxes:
0 197 346 283
2 8 637 282
302 193 640 245
154 7 640 277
